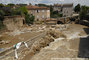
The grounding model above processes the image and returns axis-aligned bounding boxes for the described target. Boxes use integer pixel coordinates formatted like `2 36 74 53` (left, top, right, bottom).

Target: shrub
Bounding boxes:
25 14 35 25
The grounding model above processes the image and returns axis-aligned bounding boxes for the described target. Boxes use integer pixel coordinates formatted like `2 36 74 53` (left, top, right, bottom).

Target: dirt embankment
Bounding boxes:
0 25 46 48
22 28 66 60
30 24 89 60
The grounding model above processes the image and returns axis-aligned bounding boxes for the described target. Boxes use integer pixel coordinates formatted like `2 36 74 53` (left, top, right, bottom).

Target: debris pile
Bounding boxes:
8 30 24 36
25 29 66 60
0 38 10 45
46 28 66 38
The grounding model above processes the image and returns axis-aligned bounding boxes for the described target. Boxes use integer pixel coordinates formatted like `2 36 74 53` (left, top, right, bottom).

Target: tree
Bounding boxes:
7 3 15 7
35 4 49 7
74 4 81 13
7 6 28 16
0 10 5 29
16 7 28 15
0 4 4 8
0 20 4 29
0 10 5 21
80 6 88 20
50 5 54 17
25 14 35 25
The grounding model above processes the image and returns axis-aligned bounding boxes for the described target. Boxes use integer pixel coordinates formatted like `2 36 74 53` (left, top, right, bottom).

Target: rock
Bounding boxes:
0 40 10 44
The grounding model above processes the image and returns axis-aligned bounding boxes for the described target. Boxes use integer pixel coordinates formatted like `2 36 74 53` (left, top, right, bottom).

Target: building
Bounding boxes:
53 4 62 12
26 5 50 21
62 4 73 17
53 3 73 17
3 16 25 31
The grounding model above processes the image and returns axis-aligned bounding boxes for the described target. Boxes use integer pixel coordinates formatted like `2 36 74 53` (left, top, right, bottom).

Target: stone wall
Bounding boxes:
3 16 25 31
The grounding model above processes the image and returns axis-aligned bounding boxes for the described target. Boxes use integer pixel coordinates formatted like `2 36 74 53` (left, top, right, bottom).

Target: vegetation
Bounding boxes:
50 5 62 18
0 10 5 21
0 3 35 30
51 11 63 18
0 10 5 29
74 4 89 20
35 4 49 7
0 3 35 29
80 6 89 20
35 4 62 18
0 21 4 29
25 14 35 25
74 4 81 13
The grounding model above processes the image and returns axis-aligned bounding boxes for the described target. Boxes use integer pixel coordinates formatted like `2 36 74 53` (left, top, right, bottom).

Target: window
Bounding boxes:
64 11 65 13
47 10 50 12
37 15 39 18
37 19 39 21
31 11 32 14
42 10 44 12
37 10 39 13
36 10 40 13
42 15 44 18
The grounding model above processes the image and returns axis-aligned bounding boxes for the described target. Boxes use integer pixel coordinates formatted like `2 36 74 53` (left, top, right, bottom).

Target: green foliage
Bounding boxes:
0 4 4 8
74 4 81 13
17 4 27 7
0 4 34 25
51 10 62 18
0 21 4 29
80 6 89 20
6 3 15 7
5 6 28 16
0 10 5 21
35 4 49 7
16 7 28 15
25 14 35 25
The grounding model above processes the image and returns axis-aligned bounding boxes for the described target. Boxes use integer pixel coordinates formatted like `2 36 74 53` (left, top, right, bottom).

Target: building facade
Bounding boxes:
26 5 50 21
62 4 73 17
53 3 73 17
53 4 62 12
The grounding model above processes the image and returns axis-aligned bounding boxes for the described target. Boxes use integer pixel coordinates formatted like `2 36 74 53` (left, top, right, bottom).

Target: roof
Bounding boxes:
63 3 73 7
26 5 50 10
54 4 62 7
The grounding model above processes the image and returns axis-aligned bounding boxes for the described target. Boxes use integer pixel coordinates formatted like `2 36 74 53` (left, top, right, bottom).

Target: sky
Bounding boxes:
0 0 89 6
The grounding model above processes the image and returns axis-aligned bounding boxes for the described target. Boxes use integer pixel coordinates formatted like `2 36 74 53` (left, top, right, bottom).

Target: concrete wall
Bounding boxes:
28 9 50 21
3 16 25 31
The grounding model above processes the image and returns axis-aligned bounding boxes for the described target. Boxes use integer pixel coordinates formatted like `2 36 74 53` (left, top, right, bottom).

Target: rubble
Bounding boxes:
22 29 66 60
1 24 89 60
8 30 24 36
46 28 66 38
0 40 10 45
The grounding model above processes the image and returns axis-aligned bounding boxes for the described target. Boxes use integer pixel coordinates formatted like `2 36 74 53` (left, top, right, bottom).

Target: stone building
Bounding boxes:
62 4 73 17
53 3 73 17
53 4 62 12
26 5 50 21
3 16 25 31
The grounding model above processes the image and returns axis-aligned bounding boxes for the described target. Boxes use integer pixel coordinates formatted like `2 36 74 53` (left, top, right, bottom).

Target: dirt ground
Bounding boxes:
22 24 89 60
0 25 46 48
1 24 89 60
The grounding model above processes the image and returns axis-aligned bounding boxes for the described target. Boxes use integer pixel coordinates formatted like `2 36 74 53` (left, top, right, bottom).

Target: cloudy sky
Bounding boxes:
0 0 89 6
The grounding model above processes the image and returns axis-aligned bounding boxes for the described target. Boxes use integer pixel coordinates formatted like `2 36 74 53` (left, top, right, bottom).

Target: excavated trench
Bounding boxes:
1 24 89 60
23 24 89 60
22 28 67 60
